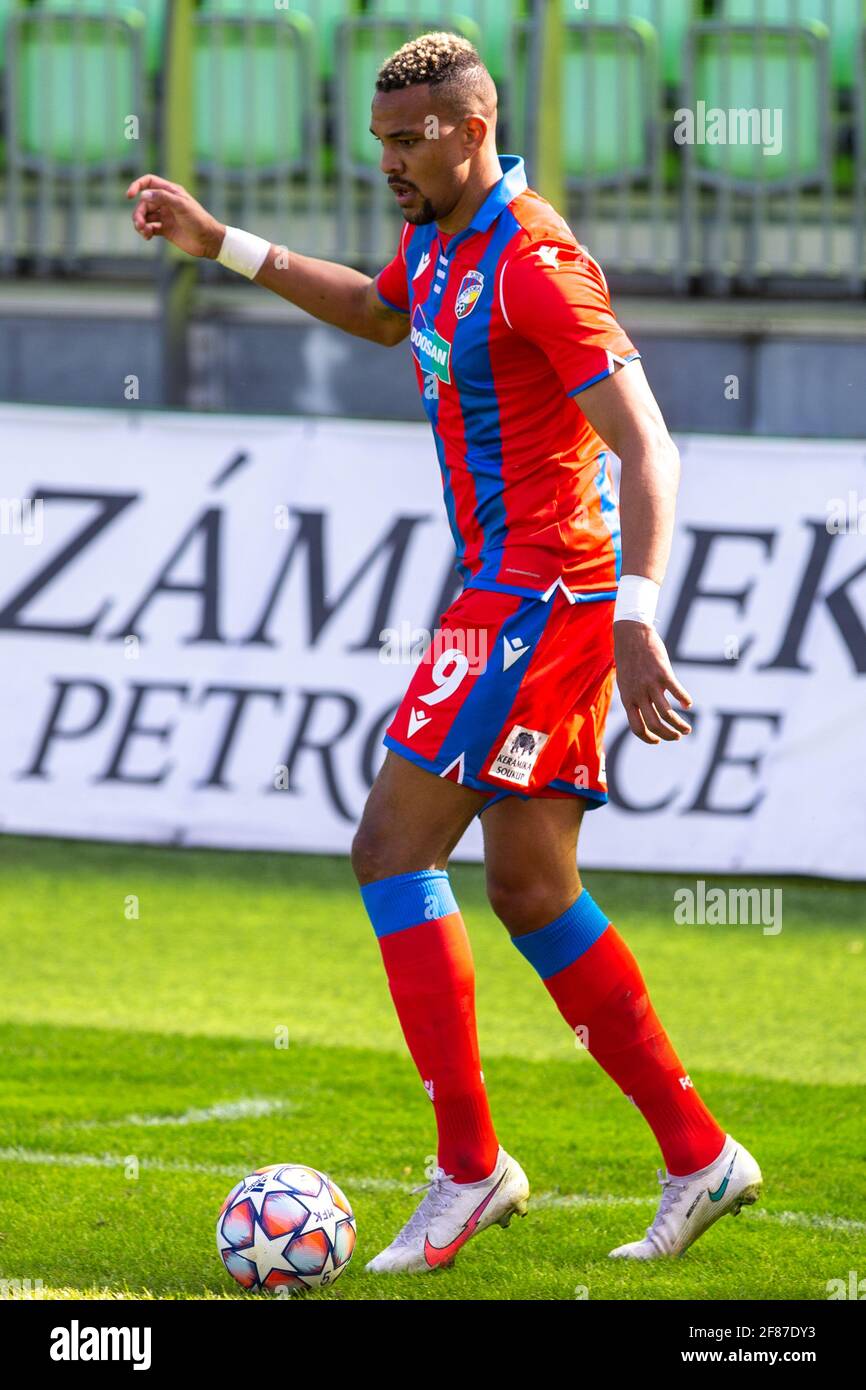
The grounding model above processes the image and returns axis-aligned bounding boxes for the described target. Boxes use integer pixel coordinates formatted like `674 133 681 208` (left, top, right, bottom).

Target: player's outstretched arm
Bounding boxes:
126 174 409 347
577 361 693 747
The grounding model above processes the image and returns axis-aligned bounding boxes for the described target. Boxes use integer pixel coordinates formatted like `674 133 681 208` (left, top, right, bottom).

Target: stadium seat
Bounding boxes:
512 16 660 185
720 0 865 90
367 0 526 81
4 6 147 166
202 0 359 80
686 18 831 184
336 14 483 173
35 0 165 76
194 5 315 177
565 0 699 89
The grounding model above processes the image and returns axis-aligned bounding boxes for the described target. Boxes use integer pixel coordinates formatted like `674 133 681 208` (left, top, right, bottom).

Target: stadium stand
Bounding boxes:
0 2 863 288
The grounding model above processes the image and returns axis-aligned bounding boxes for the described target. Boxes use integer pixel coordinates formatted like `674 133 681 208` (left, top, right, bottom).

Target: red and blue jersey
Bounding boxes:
375 154 641 600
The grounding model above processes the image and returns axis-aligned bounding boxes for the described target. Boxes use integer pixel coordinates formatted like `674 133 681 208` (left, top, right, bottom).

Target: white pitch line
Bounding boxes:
0 1148 863 1233
0 1149 405 1190
746 1207 866 1234
70 1099 292 1130
532 1192 660 1210
0 1148 244 1178
532 1191 866 1232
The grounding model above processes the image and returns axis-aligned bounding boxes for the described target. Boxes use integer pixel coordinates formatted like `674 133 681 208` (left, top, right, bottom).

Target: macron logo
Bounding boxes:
503 636 531 670
407 707 432 738
50 1321 152 1371
535 245 560 269
413 251 431 280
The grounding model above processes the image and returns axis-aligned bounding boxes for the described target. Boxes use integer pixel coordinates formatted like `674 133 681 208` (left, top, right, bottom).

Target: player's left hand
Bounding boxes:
613 622 692 745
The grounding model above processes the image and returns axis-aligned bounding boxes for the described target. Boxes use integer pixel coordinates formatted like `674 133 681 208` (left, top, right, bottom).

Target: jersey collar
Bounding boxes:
466 154 527 233
437 154 527 257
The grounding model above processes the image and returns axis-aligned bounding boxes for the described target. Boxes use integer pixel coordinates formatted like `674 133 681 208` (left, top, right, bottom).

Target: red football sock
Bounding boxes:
362 871 499 1183
544 922 725 1176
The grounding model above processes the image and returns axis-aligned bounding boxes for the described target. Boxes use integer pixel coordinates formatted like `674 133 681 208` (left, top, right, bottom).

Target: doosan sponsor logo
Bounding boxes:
410 323 448 368
49 1320 152 1371
409 306 452 381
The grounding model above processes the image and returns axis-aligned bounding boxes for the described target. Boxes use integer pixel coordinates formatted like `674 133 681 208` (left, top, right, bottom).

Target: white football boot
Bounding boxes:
365 1145 530 1274
608 1132 763 1260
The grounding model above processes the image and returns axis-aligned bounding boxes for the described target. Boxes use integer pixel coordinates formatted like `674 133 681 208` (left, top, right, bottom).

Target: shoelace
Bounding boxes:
643 1168 689 1253
392 1166 457 1248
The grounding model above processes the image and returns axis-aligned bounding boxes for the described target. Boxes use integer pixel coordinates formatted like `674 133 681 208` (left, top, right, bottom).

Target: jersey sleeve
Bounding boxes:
374 223 410 315
500 241 640 397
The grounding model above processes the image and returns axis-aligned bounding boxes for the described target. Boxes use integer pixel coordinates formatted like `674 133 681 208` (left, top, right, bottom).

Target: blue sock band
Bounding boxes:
511 889 610 979
360 868 458 939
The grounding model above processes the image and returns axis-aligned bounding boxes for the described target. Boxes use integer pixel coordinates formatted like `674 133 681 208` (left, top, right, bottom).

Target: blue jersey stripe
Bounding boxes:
435 594 555 769
568 351 642 398
593 451 622 583
447 209 524 571
434 428 471 585
407 226 470 572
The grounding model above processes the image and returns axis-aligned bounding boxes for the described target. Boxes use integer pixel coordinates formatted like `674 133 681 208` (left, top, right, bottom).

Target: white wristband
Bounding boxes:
614 574 660 625
217 225 271 279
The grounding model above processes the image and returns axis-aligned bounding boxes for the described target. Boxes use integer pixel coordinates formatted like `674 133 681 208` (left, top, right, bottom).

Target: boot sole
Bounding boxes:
497 1193 530 1228
730 1179 763 1216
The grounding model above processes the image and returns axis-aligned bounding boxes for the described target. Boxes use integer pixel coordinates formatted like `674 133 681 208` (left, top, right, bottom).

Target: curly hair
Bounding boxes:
376 31 496 118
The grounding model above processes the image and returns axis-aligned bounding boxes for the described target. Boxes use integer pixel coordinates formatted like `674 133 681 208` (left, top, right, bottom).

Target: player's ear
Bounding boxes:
463 115 488 157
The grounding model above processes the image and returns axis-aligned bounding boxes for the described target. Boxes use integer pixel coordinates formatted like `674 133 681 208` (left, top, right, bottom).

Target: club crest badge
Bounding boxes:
455 269 485 319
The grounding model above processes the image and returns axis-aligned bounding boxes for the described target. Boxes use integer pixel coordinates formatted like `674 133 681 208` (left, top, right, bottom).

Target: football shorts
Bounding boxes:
383 583 615 816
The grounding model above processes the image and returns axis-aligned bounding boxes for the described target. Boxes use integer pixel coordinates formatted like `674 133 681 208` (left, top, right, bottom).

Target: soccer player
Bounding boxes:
128 31 762 1273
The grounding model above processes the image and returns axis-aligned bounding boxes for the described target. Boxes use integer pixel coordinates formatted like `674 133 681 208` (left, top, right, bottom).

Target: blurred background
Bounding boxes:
0 0 864 433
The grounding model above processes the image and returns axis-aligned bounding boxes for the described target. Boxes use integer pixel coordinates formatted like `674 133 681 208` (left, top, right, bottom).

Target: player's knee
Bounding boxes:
350 810 417 885
486 873 565 935
350 822 389 886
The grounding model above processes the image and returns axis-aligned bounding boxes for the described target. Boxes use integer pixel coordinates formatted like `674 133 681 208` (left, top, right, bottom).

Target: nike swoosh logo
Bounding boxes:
708 1151 737 1202
423 1170 508 1267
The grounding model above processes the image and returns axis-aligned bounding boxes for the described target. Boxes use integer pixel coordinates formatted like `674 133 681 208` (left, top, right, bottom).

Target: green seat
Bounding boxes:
368 0 526 80
202 0 357 80
338 14 483 172
565 0 698 88
722 0 865 89
194 8 314 173
512 17 658 183
6 7 146 165
688 19 830 183
37 0 165 75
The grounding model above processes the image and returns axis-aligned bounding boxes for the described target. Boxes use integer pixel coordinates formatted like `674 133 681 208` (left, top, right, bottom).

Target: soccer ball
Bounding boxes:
216 1163 356 1293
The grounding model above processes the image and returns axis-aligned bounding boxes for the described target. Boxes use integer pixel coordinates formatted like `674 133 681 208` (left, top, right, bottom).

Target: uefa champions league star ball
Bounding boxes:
216 1163 356 1292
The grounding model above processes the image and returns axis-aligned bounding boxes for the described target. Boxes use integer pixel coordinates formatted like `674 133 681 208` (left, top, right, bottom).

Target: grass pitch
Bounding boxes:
0 836 863 1301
